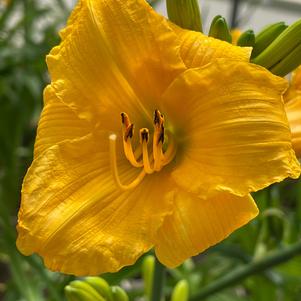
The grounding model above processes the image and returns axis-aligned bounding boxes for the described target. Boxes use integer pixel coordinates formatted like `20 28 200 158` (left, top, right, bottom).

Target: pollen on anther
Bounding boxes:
154 109 160 125
125 124 134 141
140 128 149 143
121 112 126 124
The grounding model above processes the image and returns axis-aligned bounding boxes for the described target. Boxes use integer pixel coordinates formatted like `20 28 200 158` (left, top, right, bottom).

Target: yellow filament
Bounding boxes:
109 134 146 191
140 129 154 174
123 139 143 168
153 142 163 171
153 128 161 170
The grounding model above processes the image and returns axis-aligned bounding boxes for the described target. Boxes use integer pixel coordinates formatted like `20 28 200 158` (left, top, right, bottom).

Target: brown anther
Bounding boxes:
121 112 131 128
140 128 149 143
158 124 165 144
154 109 164 126
154 109 160 125
124 124 134 141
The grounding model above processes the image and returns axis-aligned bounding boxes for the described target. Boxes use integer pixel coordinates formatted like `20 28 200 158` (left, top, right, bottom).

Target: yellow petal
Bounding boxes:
285 66 301 102
17 134 173 275
155 190 258 267
47 0 185 125
291 66 301 91
285 96 301 157
162 59 300 197
34 85 91 158
170 23 251 68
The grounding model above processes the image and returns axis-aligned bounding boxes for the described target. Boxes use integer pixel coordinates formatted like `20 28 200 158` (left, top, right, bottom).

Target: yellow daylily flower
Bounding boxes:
285 66 301 157
17 0 300 276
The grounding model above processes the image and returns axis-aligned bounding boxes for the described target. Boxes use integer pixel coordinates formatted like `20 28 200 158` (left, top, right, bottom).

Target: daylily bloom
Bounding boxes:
17 0 300 276
285 66 301 157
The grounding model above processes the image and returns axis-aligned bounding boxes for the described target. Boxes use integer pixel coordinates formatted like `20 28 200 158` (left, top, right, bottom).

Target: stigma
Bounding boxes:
109 110 177 190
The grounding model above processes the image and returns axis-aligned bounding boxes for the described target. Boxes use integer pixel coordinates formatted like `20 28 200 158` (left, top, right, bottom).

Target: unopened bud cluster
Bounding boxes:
65 277 128 301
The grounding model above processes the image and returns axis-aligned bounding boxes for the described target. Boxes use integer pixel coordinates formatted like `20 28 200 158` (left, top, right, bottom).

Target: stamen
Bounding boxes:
121 113 143 168
140 128 154 174
153 110 165 171
121 112 131 128
111 110 177 190
109 134 146 191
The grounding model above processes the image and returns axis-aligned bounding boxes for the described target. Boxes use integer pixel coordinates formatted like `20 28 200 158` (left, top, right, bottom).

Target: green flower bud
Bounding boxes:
65 285 104 301
65 286 80 301
166 0 203 32
85 277 114 301
171 280 189 301
252 18 301 74
68 280 105 301
270 43 301 76
251 22 288 58
142 255 155 300
111 286 129 301
182 258 195 272
237 29 255 47
208 15 232 43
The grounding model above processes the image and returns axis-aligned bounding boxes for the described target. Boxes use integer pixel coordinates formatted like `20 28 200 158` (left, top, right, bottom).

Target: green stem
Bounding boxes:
150 257 166 301
190 241 301 301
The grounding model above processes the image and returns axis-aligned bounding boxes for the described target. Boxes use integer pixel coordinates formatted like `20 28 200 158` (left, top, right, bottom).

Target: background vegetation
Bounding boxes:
0 0 300 300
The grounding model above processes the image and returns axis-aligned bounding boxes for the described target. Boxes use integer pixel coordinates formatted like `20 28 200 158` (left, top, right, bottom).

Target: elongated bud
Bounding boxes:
208 15 232 43
166 0 203 32
142 255 155 300
85 277 114 301
65 285 105 301
171 280 189 301
111 286 129 301
68 280 105 301
65 286 80 301
252 18 301 73
182 258 195 272
270 43 301 76
251 22 288 58
237 29 255 47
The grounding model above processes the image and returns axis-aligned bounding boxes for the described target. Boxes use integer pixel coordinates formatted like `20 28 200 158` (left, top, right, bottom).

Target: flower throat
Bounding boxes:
109 110 177 190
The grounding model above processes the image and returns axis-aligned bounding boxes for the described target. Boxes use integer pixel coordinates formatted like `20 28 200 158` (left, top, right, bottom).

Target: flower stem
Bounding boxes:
190 240 301 301
150 257 166 301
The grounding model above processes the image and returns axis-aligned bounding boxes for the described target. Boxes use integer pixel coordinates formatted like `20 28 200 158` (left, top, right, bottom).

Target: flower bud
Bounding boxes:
270 44 301 76
111 286 129 301
142 255 155 300
171 280 189 301
252 18 301 75
65 285 105 301
166 0 202 32
208 15 232 43
85 277 114 301
68 280 105 301
237 29 255 47
251 22 288 58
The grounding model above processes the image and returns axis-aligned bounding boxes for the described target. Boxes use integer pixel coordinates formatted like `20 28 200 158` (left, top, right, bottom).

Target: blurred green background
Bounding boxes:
0 0 301 300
